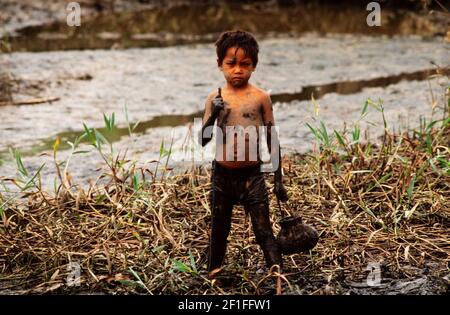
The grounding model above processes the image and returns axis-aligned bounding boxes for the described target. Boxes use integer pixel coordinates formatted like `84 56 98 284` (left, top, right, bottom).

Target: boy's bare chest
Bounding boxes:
217 98 263 127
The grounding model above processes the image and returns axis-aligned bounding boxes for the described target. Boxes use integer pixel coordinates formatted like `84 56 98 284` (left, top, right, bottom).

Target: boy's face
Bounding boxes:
218 46 255 88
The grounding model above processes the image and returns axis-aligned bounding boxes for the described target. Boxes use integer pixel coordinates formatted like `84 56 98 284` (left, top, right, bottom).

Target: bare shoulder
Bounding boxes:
250 85 272 104
206 90 218 101
250 85 273 122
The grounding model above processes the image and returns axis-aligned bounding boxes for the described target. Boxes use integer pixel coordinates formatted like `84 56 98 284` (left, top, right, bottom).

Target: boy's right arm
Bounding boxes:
199 88 224 146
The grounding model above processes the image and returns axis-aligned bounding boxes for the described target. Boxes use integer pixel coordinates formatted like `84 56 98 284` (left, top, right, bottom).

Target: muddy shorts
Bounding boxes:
208 160 281 272
210 160 268 209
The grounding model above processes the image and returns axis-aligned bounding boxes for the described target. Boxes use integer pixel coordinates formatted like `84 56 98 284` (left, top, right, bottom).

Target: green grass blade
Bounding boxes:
319 121 330 145
334 129 346 148
306 123 322 143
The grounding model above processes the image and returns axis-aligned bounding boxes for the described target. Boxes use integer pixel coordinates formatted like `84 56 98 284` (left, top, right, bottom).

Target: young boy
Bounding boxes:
199 30 289 277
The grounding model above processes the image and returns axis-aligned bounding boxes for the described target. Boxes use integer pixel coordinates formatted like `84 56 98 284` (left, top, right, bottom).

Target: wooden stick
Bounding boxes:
0 96 60 106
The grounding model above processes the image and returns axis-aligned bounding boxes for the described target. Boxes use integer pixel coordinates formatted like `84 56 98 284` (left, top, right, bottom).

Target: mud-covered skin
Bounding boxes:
201 46 275 169
207 160 282 273
214 87 268 168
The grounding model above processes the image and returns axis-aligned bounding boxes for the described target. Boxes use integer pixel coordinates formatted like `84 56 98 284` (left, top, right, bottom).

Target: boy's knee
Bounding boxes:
246 200 269 217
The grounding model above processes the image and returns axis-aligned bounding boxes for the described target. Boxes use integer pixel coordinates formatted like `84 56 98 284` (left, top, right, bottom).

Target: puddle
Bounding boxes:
0 112 200 160
270 68 440 103
5 3 445 52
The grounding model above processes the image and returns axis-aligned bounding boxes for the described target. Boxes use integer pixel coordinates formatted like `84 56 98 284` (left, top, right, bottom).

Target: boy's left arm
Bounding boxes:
261 94 289 202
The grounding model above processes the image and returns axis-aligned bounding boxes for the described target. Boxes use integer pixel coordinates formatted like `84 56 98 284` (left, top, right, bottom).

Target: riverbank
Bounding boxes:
2 0 449 42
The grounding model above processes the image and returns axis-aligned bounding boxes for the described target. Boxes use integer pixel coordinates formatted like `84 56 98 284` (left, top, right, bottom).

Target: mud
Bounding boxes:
212 261 449 295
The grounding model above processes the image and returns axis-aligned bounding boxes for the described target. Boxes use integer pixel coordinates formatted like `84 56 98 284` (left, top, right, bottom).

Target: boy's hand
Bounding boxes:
274 181 289 202
212 87 224 114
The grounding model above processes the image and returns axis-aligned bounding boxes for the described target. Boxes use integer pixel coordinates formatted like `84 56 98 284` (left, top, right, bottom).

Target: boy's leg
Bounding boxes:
208 168 234 275
243 174 282 270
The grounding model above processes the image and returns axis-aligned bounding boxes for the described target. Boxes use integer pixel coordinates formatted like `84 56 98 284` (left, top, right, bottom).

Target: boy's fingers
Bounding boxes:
275 185 289 202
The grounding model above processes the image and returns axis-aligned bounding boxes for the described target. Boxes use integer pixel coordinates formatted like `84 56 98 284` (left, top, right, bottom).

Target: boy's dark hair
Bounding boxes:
215 30 259 67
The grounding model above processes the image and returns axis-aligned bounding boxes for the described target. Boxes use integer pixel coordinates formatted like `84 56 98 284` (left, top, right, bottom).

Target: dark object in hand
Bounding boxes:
277 216 319 255
212 87 224 114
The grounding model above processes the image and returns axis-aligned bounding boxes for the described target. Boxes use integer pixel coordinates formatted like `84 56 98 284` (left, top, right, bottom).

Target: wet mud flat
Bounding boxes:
0 75 447 191
0 34 448 153
252 263 449 295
